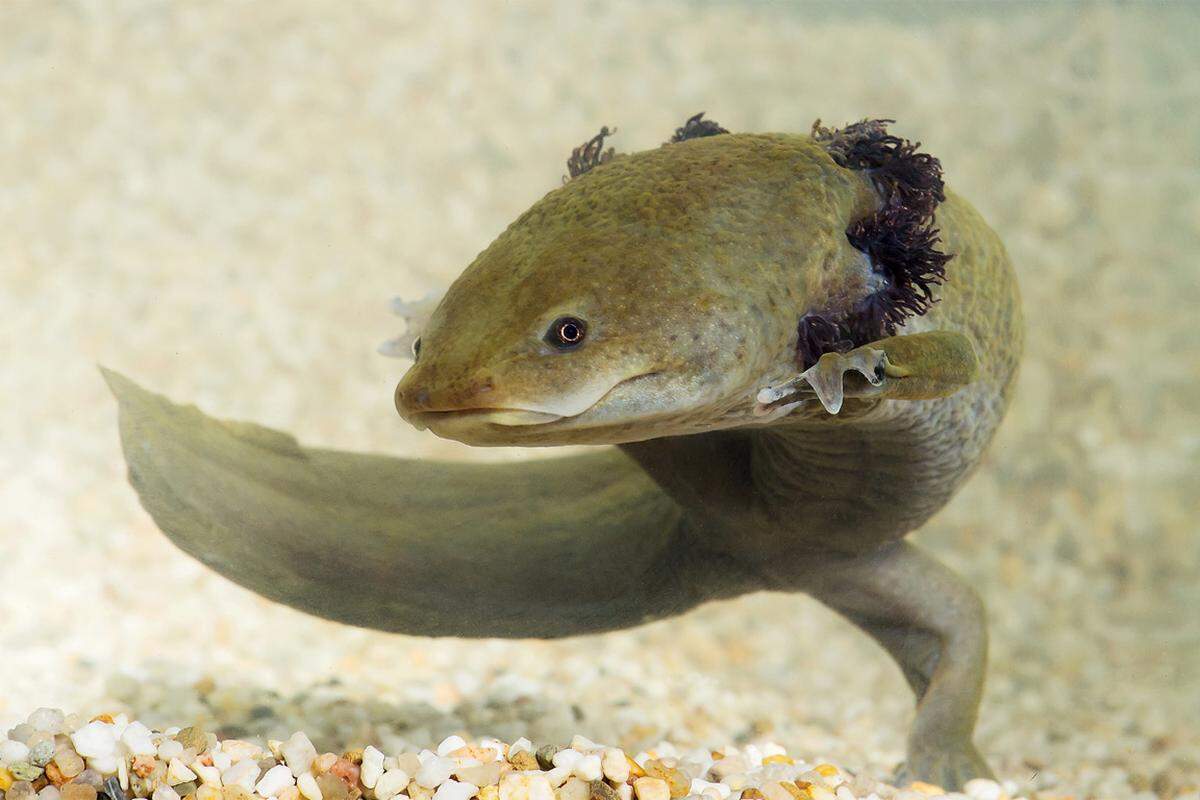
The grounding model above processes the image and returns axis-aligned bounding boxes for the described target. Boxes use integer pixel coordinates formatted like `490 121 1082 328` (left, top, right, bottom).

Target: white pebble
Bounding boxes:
257 765 298 797
281 733 318 777
110 715 130 739
361 746 386 789
153 788 182 800
617 785 632 800
433 779 478 800
499 773 555 800
297 772 324 800
552 749 583 771
38 787 61 800
544 766 571 788
601 749 629 784
0 740 31 764
556 778 590 800
509 738 534 756
167 758 198 785
690 781 730 800
159 740 185 761
222 741 264 763
373 769 410 800
193 763 222 787
569 736 600 752
71 721 118 758
436 736 467 757
121 722 157 757
416 756 457 788
222 760 262 791
88 755 121 776
964 779 1005 800
27 709 66 734
573 755 602 782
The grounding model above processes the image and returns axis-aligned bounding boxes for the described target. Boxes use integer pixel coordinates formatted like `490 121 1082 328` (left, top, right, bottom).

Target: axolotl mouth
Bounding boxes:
398 371 667 445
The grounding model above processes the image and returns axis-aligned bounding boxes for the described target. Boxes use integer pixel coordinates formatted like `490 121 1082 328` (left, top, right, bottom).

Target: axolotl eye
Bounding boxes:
546 316 588 349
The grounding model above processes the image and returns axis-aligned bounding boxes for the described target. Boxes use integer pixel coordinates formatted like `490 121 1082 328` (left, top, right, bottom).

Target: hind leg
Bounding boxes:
798 541 993 790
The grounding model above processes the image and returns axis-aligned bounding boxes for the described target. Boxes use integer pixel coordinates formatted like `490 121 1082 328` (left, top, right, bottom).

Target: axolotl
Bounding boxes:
106 114 1022 789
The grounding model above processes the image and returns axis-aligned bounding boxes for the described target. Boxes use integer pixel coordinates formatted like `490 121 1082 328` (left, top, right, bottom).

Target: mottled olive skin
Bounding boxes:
108 127 1023 791
396 134 882 445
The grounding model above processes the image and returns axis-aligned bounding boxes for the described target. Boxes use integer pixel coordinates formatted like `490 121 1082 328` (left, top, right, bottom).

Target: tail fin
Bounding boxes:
102 369 753 638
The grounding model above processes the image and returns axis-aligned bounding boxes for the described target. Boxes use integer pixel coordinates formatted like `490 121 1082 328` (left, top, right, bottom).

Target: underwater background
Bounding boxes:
1 1 1197 798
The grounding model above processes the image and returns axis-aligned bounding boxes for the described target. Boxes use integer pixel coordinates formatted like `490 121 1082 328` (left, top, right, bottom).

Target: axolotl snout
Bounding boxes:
107 115 1021 790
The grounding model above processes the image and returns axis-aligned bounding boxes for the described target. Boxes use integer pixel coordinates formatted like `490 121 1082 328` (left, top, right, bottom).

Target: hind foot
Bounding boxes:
894 739 994 792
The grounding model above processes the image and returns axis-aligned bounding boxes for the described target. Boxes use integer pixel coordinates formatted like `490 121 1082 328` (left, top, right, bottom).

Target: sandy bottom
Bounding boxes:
1 2 1197 798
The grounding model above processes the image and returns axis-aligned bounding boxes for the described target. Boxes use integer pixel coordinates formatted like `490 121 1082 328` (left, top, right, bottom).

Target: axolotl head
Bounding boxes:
394 133 876 446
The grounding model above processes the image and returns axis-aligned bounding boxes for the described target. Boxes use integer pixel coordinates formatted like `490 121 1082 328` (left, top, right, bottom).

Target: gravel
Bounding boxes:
0 2 1197 800
0 712 1046 800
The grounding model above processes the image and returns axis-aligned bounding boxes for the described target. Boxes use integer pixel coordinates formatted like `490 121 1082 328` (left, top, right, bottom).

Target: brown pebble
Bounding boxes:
62 784 99 800
641 763 688 799
329 758 360 787
394 754 422 777
341 749 364 766
508 751 540 772
590 780 619 800
742 791 766 800
536 745 563 772
131 757 156 779
315 773 349 800
53 751 85 780
176 726 209 752
45 763 66 788
8 782 37 800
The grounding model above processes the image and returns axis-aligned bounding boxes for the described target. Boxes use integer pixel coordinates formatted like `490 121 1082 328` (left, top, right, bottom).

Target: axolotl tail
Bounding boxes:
102 369 755 638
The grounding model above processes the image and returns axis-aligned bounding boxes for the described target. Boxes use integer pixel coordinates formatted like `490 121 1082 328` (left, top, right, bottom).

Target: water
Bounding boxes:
0 2 1196 797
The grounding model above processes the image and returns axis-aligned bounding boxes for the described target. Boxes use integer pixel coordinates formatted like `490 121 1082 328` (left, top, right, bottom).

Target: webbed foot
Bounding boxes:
755 345 888 416
895 738 994 792
755 330 980 417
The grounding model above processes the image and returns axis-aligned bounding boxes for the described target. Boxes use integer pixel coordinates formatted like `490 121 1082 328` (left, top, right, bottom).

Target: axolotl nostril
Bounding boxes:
106 113 1021 790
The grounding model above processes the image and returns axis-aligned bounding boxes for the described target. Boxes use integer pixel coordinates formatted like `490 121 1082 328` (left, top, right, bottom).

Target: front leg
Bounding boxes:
789 541 994 790
757 330 979 415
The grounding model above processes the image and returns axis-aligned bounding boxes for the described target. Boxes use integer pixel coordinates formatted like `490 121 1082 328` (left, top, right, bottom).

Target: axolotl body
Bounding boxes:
107 115 1022 789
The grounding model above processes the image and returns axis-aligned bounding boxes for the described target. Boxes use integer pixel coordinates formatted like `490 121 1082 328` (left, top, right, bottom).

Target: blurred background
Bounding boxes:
1 1 1197 798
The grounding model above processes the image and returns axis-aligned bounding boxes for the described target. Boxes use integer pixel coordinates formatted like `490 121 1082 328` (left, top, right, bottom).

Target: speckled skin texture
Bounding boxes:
395 134 881 445
110 130 1020 789
400 131 1020 787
